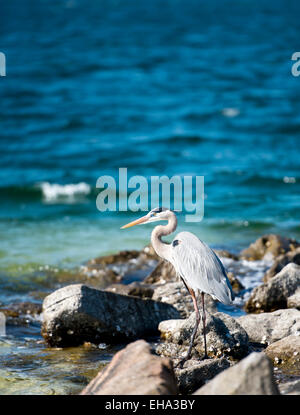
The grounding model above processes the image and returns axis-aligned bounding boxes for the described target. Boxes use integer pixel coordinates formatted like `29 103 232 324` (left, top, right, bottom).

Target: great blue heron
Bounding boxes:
121 207 234 365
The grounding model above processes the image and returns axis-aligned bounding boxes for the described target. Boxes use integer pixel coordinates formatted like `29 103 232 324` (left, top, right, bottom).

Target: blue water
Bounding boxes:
1 0 300 274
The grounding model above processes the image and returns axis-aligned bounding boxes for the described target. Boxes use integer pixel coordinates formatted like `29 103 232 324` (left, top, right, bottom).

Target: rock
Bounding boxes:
86 247 158 286
279 379 300 395
237 308 300 345
80 340 178 395
105 282 154 299
214 249 238 260
265 335 300 372
152 282 217 318
287 290 300 309
41 284 181 347
174 357 230 394
264 247 300 282
157 311 249 360
194 352 280 395
240 234 299 261
144 260 177 284
0 302 42 317
227 272 245 293
245 263 300 313
0 301 42 327
88 250 142 266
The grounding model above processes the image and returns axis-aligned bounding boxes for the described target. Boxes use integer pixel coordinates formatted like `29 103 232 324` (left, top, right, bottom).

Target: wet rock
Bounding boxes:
237 308 300 345
265 335 300 371
174 357 230 394
279 379 300 395
194 352 280 395
245 263 300 313
73 267 121 289
152 282 217 318
105 282 154 299
86 247 158 287
80 340 178 395
144 260 176 284
264 247 300 282
157 311 249 360
42 284 180 347
240 234 299 261
0 302 42 318
227 272 244 293
88 250 141 266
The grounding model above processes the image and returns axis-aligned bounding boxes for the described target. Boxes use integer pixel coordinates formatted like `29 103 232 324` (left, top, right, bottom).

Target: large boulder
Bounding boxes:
245 263 300 313
80 340 178 395
41 284 180 347
237 308 300 345
264 247 300 282
194 352 280 395
156 311 249 360
239 234 299 261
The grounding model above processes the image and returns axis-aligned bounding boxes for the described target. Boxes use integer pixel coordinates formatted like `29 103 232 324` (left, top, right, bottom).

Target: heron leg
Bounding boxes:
201 292 208 359
175 287 200 368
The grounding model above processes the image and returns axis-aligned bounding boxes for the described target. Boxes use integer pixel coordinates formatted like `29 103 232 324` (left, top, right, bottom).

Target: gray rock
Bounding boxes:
152 282 217 318
237 308 300 345
194 352 280 395
174 357 230 394
264 247 300 282
287 289 300 309
265 335 300 370
245 263 300 313
80 340 178 395
42 284 180 347
105 281 154 299
279 379 300 395
157 311 249 360
144 260 176 284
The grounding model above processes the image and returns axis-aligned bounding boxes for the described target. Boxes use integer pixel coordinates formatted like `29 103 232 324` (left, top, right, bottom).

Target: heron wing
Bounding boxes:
170 231 234 305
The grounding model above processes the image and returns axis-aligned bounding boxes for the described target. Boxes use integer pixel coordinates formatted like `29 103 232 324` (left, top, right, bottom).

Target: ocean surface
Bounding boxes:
0 0 300 394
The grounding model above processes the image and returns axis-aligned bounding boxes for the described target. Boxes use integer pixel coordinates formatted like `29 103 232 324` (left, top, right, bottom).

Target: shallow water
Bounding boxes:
0 254 272 395
1 0 300 394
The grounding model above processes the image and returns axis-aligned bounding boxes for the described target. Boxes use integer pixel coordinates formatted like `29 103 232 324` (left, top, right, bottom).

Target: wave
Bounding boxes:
36 182 91 202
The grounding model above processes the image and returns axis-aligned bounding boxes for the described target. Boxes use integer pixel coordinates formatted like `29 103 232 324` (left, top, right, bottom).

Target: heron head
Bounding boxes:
121 207 172 229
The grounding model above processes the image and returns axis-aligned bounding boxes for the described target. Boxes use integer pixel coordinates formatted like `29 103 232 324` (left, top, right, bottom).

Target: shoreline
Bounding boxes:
0 232 299 394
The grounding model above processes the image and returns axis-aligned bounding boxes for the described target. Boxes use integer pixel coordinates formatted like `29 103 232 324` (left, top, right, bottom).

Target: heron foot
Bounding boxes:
173 353 191 369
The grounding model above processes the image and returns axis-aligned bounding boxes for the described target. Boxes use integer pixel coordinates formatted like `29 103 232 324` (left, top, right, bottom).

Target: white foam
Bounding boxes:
37 182 91 201
222 107 240 117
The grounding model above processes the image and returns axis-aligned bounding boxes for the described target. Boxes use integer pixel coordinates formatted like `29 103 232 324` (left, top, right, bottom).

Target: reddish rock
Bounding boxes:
80 340 178 395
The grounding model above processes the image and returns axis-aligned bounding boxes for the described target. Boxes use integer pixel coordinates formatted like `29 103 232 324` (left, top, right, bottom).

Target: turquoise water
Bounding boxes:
1 0 300 394
0 0 299 293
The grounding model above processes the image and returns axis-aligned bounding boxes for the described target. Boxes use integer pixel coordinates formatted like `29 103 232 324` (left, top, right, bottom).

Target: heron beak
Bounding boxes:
121 215 148 229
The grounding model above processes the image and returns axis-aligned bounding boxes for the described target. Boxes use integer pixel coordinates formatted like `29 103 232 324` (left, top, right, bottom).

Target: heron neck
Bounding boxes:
151 212 177 262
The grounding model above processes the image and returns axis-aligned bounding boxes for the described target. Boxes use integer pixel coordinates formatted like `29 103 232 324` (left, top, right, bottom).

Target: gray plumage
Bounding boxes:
121 207 235 363
170 231 234 305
